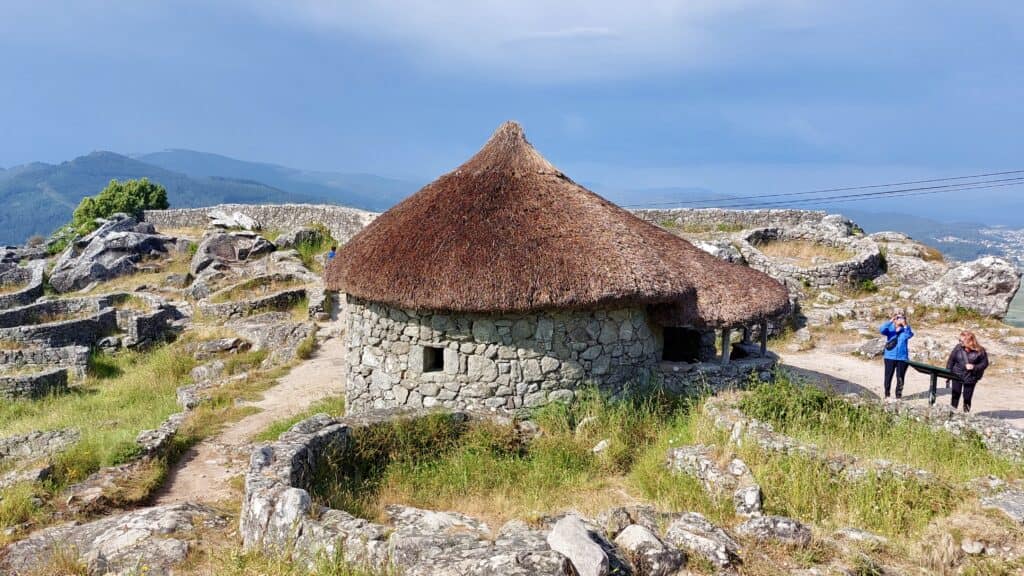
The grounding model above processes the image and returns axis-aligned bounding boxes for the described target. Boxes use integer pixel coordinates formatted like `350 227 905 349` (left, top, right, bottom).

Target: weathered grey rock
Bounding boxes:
190 231 275 275
735 515 812 546
274 225 322 249
663 512 739 568
834 527 888 545
982 490 1024 524
915 256 1022 318
0 428 79 464
855 338 886 359
2 503 225 575
227 312 315 365
50 215 180 293
546 515 609 576
162 272 192 289
208 208 259 230
961 538 986 555
694 240 744 263
614 524 686 576
195 337 250 358
190 359 227 382
734 485 764 517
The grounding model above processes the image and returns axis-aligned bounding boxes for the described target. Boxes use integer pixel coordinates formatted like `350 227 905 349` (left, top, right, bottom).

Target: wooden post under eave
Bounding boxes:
742 326 752 344
721 328 732 365
759 319 768 358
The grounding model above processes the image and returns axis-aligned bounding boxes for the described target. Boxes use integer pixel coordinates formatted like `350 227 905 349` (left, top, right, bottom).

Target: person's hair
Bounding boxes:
892 308 906 318
961 331 985 353
330 245 337 251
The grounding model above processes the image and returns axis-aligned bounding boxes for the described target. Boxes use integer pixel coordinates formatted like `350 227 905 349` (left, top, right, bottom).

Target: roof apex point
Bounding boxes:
493 120 526 140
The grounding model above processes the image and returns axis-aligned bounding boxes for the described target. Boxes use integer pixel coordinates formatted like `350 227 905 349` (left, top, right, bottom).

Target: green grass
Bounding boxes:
311 390 688 523
739 374 1023 482
0 346 194 481
0 344 195 529
296 223 337 273
253 395 346 442
182 548 395 576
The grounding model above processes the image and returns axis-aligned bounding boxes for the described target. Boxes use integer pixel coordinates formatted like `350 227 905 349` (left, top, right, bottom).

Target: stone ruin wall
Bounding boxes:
143 203 378 244
345 297 660 413
633 208 837 231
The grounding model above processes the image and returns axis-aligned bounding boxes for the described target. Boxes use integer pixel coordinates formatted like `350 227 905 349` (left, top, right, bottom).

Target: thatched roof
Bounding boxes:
325 121 789 327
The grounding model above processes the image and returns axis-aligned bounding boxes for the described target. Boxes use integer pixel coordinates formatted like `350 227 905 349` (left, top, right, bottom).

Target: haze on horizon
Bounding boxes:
2 1 1023 222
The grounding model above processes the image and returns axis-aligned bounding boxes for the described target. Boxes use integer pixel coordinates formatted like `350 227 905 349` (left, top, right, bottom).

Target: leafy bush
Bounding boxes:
71 178 168 235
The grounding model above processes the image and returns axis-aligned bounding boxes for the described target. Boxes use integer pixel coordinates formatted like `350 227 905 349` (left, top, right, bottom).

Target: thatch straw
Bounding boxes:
325 121 789 327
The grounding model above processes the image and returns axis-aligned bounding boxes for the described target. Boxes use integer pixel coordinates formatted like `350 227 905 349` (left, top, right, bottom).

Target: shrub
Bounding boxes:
71 178 169 237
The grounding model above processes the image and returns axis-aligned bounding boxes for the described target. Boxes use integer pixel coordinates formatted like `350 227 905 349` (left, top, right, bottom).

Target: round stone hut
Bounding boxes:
325 122 790 413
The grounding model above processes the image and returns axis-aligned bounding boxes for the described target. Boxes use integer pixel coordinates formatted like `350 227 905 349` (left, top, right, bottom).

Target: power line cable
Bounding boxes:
620 168 1024 209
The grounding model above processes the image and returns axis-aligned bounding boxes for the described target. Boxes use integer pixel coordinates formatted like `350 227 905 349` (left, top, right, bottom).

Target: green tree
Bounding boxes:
48 178 170 254
70 178 169 235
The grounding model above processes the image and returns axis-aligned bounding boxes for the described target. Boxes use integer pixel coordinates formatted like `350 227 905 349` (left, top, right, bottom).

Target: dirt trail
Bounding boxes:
782 349 1024 429
153 330 346 506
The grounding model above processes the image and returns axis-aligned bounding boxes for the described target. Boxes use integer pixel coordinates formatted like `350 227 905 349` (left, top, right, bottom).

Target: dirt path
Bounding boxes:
782 349 1024 429
153 331 346 505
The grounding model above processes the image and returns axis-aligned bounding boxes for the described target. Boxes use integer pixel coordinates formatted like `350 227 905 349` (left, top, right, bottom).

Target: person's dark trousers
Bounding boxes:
951 381 976 412
883 359 909 398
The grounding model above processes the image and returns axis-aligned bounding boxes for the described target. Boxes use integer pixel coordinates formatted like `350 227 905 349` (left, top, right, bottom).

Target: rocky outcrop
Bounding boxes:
227 312 315 365
663 512 740 568
274 225 322 249
190 230 275 276
666 445 763 517
735 515 812 546
50 214 182 293
914 256 1022 318
2 503 225 575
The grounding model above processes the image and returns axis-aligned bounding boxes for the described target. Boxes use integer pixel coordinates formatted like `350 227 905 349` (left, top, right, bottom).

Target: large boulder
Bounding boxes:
546 515 609 576
274 225 323 249
208 208 259 230
49 214 180 293
663 512 739 568
2 503 225 575
914 256 1022 318
190 231 275 275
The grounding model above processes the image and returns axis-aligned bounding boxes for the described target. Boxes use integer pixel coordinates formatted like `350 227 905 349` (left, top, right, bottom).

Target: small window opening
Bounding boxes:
662 327 703 363
423 345 444 372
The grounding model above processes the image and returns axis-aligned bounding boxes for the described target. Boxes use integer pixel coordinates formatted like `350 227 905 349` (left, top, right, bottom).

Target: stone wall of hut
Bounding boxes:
343 297 660 413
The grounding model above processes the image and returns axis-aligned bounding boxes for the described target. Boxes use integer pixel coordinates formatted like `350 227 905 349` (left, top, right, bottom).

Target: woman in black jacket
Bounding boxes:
946 331 989 413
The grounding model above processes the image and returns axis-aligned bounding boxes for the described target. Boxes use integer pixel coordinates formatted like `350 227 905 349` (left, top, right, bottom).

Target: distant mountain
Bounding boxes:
134 149 420 212
0 152 320 245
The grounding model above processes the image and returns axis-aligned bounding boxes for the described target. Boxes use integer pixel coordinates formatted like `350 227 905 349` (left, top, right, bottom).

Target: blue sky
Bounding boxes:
2 1 1023 207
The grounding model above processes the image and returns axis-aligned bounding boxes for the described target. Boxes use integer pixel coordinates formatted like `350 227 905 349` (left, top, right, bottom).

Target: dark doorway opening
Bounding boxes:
662 327 703 363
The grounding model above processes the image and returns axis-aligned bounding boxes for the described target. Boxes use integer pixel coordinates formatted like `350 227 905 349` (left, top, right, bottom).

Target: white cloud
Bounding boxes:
236 0 834 80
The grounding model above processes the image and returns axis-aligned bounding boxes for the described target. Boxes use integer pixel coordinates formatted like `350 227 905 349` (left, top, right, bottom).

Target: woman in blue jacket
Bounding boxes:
879 310 914 399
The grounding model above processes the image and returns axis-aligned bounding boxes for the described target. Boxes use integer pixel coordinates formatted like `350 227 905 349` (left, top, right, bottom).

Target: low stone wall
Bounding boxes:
634 208 837 232
853 396 1024 462
0 345 90 378
0 262 44 310
345 298 660 414
0 308 118 348
0 368 69 399
198 288 307 320
241 409 570 573
738 228 882 288
659 356 776 397
0 293 125 329
143 203 378 244
117 307 173 348
0 428 80 464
